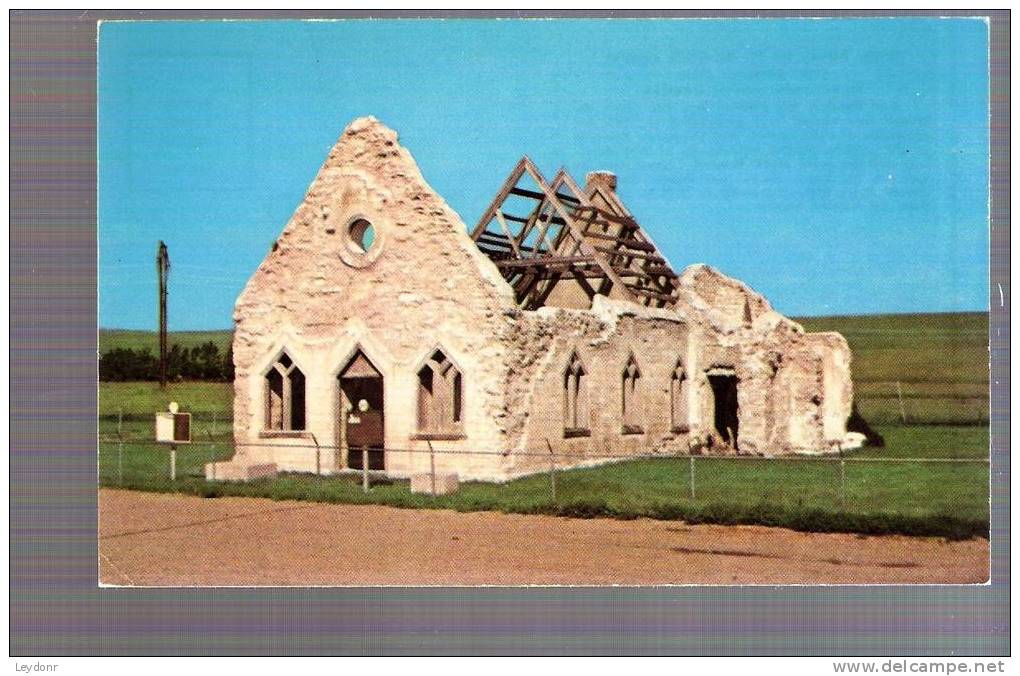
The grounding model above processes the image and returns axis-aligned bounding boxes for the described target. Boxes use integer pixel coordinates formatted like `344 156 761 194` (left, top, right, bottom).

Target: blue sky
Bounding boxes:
99 18 989 330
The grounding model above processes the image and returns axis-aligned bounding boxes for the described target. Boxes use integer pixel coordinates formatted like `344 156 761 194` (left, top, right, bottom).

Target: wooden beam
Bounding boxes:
493 211 523 258
511 179 564 255
571 268 599 301
526 277 564 309
502 212 567 227
552 170 619 298
514 270 546 305
477 232 536 251
522 159 632 303
610 267 667 279
474 161 682 312
580 174 683 282
496 255 598 269
571 204 637 228
643 265 678 278
531 204 564 256
547 171 585 256
509 186 547 201
592 245 666 264
471 157 528 240
581 230 658 251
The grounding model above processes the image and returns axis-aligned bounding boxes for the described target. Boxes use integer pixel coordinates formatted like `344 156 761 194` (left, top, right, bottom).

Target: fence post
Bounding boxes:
204 427 215 480
545 438 557 502
117 407 122 438
838 451 847 510
896 381 907 423
689 455 696 500
308 432 321 476
170 444 177 482
212 411 218 438
117 440 123 486
361 446 369 494
428 440 436 497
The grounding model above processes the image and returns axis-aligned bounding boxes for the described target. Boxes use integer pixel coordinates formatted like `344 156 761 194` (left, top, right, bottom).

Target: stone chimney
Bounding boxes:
585 170 617 193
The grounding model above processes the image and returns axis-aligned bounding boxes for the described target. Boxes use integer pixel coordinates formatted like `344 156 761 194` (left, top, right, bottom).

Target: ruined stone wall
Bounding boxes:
489 280 854 477
222 117 856 483
229 117 519 478
803 331 855 451
673 264 855 456
497 297 697 477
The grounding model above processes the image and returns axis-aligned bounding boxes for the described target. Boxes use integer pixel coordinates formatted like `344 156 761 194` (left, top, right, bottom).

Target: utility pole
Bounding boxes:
156 241 170 389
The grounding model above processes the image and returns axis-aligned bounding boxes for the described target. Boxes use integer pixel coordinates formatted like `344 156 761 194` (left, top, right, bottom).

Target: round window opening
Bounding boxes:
348 218 376 254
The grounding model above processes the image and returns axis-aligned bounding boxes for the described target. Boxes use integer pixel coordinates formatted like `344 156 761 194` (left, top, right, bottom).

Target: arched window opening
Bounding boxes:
563 352 590 438
417 349 463 435
265 352 305 431
670 360 689 432
621 355 643 434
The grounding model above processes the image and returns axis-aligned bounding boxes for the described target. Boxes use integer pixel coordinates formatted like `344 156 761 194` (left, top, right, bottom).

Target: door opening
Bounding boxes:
708 371 739 449
339 350 385 470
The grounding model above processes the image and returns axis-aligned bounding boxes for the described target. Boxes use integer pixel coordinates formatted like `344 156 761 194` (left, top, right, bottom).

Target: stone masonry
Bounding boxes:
207 116 856 482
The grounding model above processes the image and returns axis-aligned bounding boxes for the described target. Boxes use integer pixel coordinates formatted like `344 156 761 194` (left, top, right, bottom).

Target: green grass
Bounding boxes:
99 328 231 354
853 425 987 459
99 381 232 424
103 313 989 426
98 424 988 540
797 312 988 425
98 312 990 538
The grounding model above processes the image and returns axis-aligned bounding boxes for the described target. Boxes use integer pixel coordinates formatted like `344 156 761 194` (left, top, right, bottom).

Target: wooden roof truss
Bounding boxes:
471 157 681 310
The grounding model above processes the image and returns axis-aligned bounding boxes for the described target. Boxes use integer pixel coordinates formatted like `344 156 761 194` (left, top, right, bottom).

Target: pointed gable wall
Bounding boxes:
231 117 519 457
235 116 515 353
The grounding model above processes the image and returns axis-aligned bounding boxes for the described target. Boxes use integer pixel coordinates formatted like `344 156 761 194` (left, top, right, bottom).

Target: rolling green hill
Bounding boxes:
99 328 232 354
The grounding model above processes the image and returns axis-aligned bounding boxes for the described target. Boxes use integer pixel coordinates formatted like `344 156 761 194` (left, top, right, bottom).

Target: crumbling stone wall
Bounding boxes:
216 116 856 483
671 265 854 455
224 117 520 479
497 297 695 477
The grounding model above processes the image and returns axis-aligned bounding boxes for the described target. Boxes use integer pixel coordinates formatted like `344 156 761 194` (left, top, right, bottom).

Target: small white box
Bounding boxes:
155 412 191 443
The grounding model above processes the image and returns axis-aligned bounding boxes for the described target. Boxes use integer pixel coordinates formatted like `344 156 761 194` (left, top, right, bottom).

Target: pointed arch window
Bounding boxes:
563 351 590 438
417 349 463 436
265 352 305 432
621 355 643 434
670 360 690 433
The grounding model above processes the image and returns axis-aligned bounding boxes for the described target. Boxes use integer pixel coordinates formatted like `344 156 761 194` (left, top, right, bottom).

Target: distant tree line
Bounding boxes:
99 341 234 382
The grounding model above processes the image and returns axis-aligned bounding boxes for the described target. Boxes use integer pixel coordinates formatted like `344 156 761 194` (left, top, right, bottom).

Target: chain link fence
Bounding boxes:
97 413 989 539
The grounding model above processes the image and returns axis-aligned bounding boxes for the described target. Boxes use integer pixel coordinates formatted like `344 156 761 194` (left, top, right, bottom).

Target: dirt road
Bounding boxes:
98 489 988 585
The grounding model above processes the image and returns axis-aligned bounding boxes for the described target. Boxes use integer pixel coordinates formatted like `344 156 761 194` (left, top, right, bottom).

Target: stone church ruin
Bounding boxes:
207 116 857 482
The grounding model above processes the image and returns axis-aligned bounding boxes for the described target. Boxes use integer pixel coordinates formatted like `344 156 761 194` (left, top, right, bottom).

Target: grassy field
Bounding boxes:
797 312 988 425
99 328 232 354
98 426 987 539
98 397 989 540
98 312 990 538
100 312 988 429
99 381 232 423
102 312 988 424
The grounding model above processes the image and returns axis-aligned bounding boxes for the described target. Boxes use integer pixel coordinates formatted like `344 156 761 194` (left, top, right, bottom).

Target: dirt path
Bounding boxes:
98 489 988 586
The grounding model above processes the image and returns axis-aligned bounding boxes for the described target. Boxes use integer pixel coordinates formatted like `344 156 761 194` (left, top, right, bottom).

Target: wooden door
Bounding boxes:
339 355 385 470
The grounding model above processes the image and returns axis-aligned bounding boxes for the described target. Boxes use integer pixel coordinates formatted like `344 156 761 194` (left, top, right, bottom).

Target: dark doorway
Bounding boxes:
708 372 739 449
339 351 385 470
